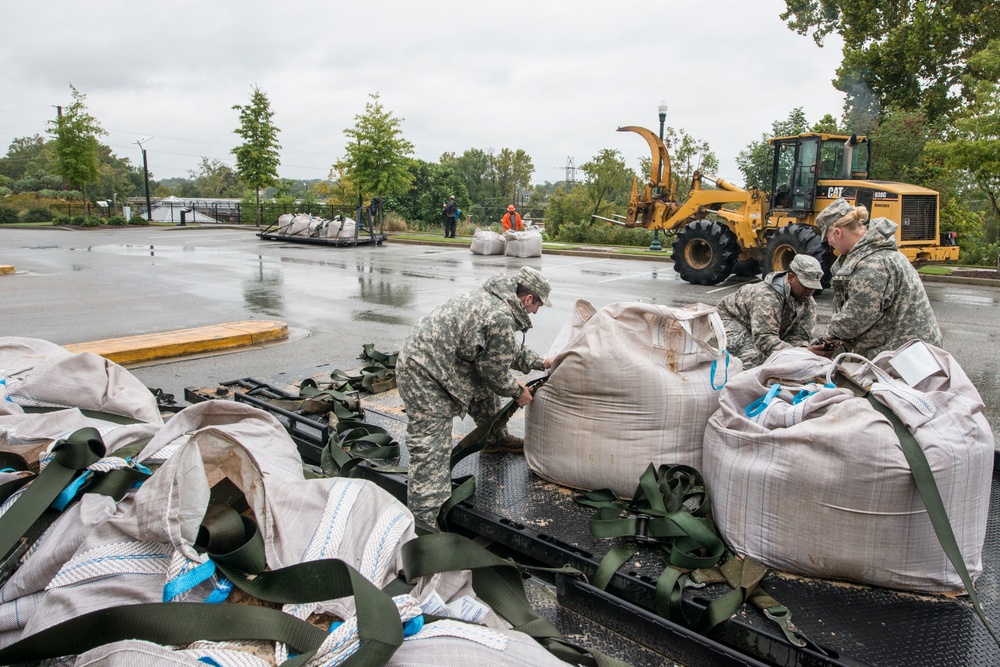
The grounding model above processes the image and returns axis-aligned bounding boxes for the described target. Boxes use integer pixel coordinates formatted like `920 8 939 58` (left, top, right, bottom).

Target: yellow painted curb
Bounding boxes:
64 320 289 365
0 265 14 275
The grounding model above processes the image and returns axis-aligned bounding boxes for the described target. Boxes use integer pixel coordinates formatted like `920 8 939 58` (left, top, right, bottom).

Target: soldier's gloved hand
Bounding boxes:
515 384 534 407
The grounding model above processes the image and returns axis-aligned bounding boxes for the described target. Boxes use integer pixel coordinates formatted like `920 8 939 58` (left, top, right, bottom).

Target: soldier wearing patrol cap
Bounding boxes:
396 266 553 526
716 254 825 369
814 197 941 358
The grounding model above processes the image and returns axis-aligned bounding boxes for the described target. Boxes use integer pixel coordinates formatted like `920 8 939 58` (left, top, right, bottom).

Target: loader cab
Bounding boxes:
768 133 871 214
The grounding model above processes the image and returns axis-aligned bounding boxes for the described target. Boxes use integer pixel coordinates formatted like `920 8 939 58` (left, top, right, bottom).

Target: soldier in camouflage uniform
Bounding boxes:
716 254 824 368
816 198 941 358
396 266 553 526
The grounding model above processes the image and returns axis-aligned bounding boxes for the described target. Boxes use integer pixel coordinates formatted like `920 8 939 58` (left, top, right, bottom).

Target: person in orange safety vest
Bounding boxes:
501 204 524 232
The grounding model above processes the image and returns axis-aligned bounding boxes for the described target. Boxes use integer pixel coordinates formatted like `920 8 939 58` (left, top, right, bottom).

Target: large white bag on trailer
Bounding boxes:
275 213 294 234
336 216 358 239
504 229 542 257
307 216 328 237
282 213 311 236
525 301 738 498
701 343 994 593
324 216 343 238
470 228 506 255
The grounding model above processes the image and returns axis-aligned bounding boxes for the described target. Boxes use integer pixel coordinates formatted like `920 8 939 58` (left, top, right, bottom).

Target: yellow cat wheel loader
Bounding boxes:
618 125 960 286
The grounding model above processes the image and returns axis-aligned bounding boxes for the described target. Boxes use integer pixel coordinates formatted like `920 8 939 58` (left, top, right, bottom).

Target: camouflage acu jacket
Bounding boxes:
716 272 816 359
398 273 545 409
827 218 942 358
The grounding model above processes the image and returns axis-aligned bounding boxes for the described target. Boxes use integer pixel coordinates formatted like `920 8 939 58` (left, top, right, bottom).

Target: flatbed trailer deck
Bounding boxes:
185 377 1000 667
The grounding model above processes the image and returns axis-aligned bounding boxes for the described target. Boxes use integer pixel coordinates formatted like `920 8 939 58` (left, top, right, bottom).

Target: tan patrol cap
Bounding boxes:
517 266 552 307
815 198 854 237
788 254 824 290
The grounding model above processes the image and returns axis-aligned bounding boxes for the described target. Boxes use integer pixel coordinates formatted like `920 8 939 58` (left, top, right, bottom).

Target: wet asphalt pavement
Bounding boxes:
3 225 999 438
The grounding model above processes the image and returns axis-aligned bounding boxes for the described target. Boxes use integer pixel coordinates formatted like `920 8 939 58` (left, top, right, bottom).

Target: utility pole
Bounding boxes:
648 101 668 252
135 137 153 221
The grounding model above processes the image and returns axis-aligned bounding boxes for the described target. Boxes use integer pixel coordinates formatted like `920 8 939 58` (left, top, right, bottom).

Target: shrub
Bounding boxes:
107 215 128 226
129 215 150 226
0 205 20 224
52 214 71 226
70 215 86 226
80 216 101 228
0 186 12 198
21 206 53 222
383 212 408 232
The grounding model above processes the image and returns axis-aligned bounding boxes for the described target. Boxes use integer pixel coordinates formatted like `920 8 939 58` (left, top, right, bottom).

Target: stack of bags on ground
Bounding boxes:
525 301 994 594
275 213 357 240
0 337 596 666
470 228 543 257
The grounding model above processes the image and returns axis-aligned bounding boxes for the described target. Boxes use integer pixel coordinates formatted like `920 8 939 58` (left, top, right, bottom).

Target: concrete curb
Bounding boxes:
921 274 1000 288
64 320 289 365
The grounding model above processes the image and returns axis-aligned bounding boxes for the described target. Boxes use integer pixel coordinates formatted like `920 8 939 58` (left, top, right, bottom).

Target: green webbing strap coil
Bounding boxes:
0 427 104 561
401 532 630 667
866 393 1000 648
575 463 809 645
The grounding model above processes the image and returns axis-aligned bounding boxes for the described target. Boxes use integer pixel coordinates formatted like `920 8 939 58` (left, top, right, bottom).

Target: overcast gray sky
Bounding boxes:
0 0 845 189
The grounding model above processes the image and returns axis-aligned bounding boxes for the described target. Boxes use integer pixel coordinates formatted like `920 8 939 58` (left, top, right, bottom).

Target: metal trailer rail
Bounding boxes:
185 379 1000 667
257 230 386 246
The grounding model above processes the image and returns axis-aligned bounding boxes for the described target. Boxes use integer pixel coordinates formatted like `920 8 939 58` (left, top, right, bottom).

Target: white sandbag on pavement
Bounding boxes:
701 344 994 593
470 228 506 255
504 229 542 257
525 302 739 498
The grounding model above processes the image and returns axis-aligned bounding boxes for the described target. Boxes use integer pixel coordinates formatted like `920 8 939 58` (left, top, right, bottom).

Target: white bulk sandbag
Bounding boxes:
325 216 344 238
275 213 294 234
701 344 994 592
470 228 506 255
525 302 739 498
283 213 311 236
307 216 328 237
0 337 162 426
337 217 357 239
504 230 542 257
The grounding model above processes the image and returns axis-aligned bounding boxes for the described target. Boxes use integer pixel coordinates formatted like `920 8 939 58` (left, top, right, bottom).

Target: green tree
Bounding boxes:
491 148 535 205
232 85 282 225
780 0 1000 123
190 157 241 197
444 148 492 216
579 149 634 220
927 39 1000 225
545 185 592 238
384 159 468 227
334 92 414 207
0 135 51 181
49 85 107 213
736 108 809 189
665 127 719 200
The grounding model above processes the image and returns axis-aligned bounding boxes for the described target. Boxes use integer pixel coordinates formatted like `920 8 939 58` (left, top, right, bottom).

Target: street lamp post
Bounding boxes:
135 137 153 221
649 101 668 251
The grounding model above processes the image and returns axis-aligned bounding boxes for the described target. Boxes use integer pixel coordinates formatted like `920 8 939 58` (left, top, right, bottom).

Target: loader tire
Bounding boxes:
734 255 762 277
762 224 832 288
671 220 739 286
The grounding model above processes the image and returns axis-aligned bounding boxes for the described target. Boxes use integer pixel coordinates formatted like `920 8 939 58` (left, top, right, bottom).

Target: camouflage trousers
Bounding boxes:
396 361 508 526
722 319 764 370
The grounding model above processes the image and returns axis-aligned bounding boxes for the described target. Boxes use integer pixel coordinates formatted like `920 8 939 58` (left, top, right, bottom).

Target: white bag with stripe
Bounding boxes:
701 343 994 592
525 301 739 498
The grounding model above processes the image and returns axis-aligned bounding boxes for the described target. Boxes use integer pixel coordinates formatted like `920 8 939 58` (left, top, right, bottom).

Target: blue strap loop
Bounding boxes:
163 559 218 602
51 471 93 511
746 384 782 417
710 351 730 390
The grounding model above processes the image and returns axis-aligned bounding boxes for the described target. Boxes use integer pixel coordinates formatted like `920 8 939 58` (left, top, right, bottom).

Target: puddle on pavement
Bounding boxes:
351 310 411 326
935 290 1000 307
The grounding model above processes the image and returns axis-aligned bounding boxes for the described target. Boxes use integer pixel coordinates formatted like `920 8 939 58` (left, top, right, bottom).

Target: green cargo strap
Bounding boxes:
20 405 145 425
320 421 404 478
575 463 810 645
401 532 630 667
199 503 404 664
867 393 1000 648
449 375 549 471
362 343 398 368
0 603 331 667
269 378 361 419
0 451 33 504
0 427 104 561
